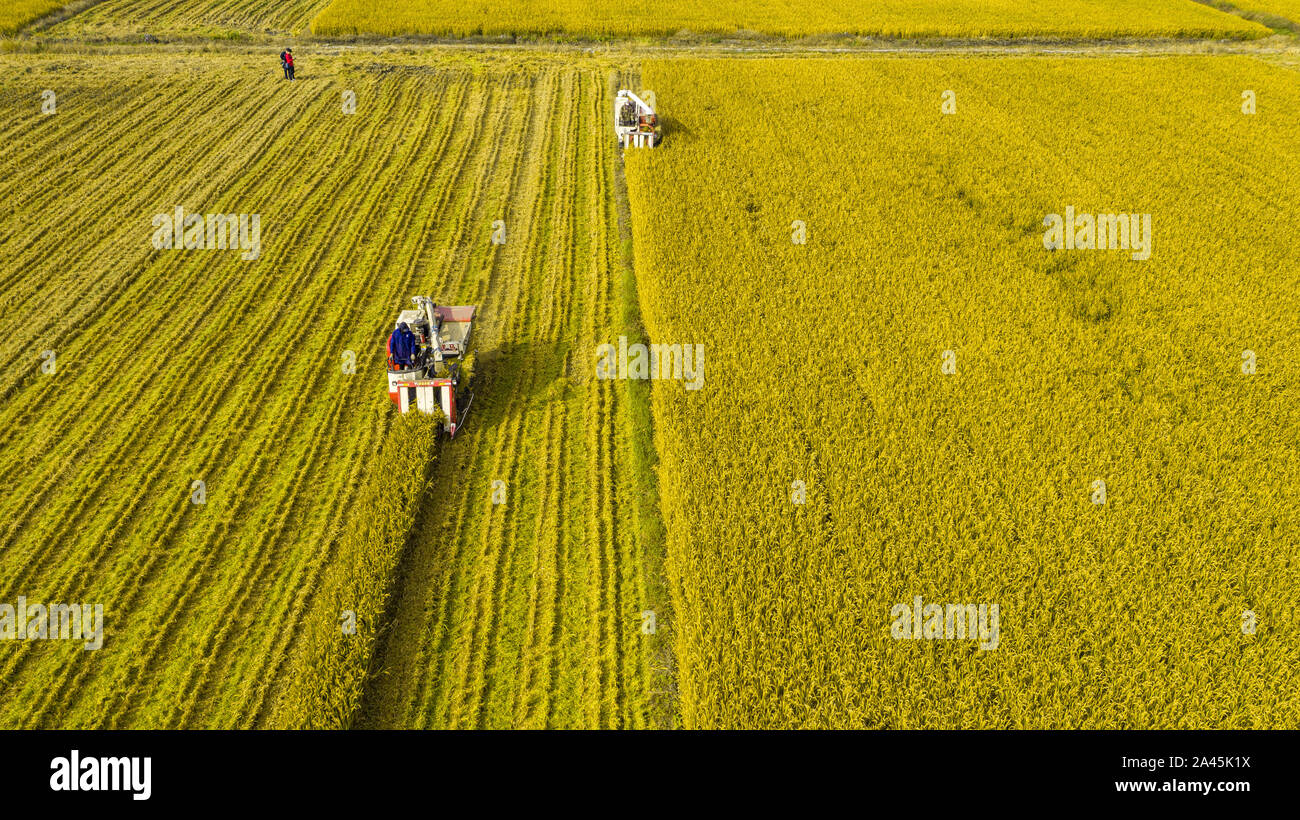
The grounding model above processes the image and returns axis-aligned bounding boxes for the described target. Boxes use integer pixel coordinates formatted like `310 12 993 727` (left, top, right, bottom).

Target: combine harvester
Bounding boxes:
614 89 661 149
385 296 477 437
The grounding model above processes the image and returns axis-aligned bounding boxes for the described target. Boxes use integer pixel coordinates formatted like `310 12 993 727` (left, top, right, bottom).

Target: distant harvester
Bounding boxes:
615 89 661 149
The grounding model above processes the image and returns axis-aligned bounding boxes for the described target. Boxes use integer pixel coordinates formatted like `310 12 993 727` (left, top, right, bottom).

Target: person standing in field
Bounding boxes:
286 50 295 81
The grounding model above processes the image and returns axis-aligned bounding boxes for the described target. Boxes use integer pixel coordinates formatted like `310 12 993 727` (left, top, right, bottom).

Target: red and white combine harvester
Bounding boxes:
614 89 661 149
385 296 477 437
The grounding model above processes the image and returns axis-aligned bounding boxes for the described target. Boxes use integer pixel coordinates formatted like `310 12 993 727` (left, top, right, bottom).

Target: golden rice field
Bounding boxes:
1230 0 1300 26
3 0 1298 733
0 51 664 728
42 0 328 37
624 55 1300 728
310 0 1267 39
0 0 65 34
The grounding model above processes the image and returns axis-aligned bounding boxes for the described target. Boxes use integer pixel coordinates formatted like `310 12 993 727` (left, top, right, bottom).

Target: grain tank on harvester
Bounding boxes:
614 89 661 148
385 296 477 437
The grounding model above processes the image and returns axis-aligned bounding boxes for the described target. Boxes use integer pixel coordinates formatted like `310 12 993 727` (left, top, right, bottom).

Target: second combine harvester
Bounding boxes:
615 89 661 149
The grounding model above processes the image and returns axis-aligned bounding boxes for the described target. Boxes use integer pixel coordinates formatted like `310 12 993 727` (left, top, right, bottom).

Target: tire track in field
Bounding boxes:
435 70 571 729
479 66 590 727
396 68 563 728
514 82 605 717
511 395 565 725
536 72 623 728
591 74 640 728
579 72 620 728
356 72 543 729
466 67 583 727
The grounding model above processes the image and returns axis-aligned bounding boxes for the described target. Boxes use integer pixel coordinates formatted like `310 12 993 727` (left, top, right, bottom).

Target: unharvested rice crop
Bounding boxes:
45 0 329 37
624 56 1300 728
0 51 660 728
310 0 1267 39
0 0 66 34
1228 0 1300 26
276 411 441 729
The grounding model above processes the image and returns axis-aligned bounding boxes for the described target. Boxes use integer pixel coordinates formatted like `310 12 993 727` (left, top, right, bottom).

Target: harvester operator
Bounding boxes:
388 322 421 369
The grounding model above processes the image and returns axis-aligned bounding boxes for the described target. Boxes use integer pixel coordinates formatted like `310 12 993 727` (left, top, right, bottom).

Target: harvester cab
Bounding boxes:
386 296 477 437
615 89 661 149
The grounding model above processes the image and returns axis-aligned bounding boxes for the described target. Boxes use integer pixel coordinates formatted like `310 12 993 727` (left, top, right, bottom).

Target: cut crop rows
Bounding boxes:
0 52 659 729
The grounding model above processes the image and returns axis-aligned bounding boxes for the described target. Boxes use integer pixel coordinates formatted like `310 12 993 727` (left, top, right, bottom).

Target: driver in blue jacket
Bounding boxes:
388 322 420 368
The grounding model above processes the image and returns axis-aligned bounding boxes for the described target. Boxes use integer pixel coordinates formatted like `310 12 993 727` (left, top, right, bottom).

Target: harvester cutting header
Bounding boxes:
386 296 476 437
615 89 661 149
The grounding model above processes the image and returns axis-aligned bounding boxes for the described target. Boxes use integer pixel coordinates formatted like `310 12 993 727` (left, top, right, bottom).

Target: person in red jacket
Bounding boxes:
285 49 295 81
